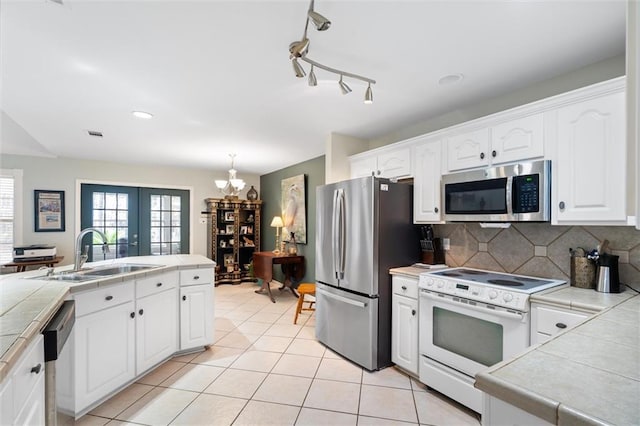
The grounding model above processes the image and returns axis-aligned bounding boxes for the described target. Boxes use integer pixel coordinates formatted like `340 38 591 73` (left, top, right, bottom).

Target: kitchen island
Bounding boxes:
0 254 215 421
476 286 639 425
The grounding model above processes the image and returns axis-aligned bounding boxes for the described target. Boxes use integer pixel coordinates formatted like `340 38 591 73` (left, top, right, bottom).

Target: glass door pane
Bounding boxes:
140 188 189 255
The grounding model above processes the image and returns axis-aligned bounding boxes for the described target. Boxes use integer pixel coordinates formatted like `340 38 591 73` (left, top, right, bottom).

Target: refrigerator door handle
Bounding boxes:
317 286 367 308
332 189 340 279
338 189 346 279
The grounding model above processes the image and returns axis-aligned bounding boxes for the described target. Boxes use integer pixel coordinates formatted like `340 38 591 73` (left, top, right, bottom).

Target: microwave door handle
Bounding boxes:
505 176 514 216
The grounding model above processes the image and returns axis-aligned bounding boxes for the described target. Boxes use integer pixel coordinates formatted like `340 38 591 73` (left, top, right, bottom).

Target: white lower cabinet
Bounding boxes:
483 394 553 426
530 302 591 345
179 285 213 349
0 335 45 426
136 287 178 374
391 275 419 375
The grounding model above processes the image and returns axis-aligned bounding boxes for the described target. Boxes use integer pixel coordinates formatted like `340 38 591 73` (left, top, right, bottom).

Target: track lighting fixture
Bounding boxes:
338 76 352 95
308 65 318 86
288 0 375 103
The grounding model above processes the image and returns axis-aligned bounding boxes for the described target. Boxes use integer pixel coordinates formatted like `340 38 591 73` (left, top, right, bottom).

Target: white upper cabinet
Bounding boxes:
553 88 626 224
350 145 412 179
447 114 544 172
413 138 443 223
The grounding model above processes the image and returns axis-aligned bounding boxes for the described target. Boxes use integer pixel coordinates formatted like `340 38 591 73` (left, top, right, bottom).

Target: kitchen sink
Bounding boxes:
31 263 163 281
83 264 160 276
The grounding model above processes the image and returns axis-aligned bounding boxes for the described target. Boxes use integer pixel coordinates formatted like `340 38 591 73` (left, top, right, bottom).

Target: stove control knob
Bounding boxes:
503 293 513 302
488 290 498 299
436 280 444 288
425 278 434 287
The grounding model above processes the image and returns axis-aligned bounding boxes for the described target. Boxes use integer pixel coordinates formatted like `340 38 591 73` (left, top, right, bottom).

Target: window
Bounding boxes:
0 169 23 263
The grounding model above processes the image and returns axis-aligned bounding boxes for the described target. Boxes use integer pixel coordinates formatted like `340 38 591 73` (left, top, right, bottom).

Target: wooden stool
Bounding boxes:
294 283 316 324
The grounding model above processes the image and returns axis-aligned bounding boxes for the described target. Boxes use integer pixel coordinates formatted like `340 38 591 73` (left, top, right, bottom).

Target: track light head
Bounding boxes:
308 65 318 86
364 83 373 104
292 59 306 78
338 76 352 95
308 10 331 31
288 38 310 58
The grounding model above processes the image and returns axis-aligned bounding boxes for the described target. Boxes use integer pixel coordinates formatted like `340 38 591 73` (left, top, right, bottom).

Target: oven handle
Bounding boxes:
420 291 525 322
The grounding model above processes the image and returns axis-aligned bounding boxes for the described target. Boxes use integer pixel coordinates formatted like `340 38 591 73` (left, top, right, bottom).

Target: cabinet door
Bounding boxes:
349 156 377 178
491 113 544 164
75 301 135 412
555 91 626 223
378 147 412 179
136 288 178 374
413 139 442 223
180 285 214 350
13 373 44 426
447 128 490 171
391 294 418 375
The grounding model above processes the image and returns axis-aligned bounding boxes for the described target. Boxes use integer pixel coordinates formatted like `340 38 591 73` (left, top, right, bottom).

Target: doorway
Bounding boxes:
80 184 190 261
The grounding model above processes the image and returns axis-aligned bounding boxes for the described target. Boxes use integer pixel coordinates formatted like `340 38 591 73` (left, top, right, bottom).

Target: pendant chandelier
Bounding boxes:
289 0 375 103
215 154 246 199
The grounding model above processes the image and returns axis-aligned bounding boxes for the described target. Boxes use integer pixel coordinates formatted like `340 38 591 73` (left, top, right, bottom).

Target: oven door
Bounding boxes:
419 290 529 377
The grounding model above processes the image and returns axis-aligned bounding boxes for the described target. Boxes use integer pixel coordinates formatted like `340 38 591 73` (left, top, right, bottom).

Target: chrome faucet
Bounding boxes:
74 227 109 271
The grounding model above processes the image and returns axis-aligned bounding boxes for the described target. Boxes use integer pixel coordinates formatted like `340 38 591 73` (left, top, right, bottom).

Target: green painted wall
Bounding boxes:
260 155 325 284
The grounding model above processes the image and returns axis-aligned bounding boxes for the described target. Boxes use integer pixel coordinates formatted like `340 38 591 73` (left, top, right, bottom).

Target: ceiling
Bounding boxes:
0 0 626 175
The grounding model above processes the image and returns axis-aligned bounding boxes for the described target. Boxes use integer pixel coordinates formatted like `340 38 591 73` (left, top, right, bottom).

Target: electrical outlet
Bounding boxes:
443 238 450 250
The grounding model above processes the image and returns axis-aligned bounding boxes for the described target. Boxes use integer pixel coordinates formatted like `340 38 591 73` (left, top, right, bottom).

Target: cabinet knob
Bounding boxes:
105 295 113 301
156 282 163 287
480 152 485 160
434 207 439 213
130 312 135 319
376 170 381 176
193 275 200 280
559 201 565 210
491 150 497 157
182 295 187 301
30 363 42 374
139 309 144 316
401 285 407 290
555 322 567 329
411 309 416 316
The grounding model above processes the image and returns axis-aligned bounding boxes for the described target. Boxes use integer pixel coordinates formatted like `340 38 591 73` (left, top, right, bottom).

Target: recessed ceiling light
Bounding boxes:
438 74 464 85
132 111 153 119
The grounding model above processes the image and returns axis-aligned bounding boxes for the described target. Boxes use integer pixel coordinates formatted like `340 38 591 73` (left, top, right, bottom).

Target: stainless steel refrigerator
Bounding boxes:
315 176 417 371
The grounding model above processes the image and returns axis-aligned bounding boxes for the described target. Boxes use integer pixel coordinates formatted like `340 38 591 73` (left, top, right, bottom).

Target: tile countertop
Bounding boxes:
390 264 448 278
0 254 214 383
476 286 640 425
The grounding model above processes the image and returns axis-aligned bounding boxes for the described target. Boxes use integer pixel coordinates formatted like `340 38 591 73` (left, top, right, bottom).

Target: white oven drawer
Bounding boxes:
392 276 418 299
534 305 589 336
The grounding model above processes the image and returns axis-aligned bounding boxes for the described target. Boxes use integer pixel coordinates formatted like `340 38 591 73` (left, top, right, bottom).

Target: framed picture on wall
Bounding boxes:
226 224 234 234
281 174 307 244
34 190 65 232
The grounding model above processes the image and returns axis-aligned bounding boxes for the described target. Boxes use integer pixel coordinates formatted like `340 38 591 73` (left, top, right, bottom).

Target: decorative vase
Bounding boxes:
246 185 258 201
286 232 298 255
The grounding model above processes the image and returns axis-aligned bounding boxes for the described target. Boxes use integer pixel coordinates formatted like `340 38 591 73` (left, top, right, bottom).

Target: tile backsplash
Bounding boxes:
434 223 640 290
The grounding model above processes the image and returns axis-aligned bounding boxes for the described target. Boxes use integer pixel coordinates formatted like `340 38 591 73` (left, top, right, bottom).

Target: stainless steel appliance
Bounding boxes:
442 159 551 222
418 268 566 413
43 300 75 426
595 253 623 293
315 176 417 371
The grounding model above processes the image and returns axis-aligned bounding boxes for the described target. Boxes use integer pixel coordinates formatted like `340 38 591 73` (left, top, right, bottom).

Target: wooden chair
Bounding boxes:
294 283 316 324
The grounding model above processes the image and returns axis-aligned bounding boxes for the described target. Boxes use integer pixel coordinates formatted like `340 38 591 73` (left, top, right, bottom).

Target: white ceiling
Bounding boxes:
0 0 626 175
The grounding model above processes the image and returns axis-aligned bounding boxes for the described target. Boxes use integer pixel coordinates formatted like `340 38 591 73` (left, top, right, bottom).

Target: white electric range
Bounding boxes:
417 267 567 414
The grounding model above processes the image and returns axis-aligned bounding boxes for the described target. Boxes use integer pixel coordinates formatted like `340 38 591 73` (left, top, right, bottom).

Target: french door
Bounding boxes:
80 184 189 261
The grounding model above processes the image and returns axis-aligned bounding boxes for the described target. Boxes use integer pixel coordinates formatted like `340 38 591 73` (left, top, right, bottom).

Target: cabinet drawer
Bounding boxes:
136 271 177 299
180 268 214 286
535 306 589 335
74 282 134 317
12 335 44 418
392 276 419 299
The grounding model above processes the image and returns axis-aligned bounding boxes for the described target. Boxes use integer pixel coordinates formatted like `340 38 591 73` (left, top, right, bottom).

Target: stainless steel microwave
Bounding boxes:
442 160 551 222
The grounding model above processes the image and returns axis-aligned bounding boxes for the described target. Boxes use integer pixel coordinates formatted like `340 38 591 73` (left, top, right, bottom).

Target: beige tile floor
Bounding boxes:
68 282 481 426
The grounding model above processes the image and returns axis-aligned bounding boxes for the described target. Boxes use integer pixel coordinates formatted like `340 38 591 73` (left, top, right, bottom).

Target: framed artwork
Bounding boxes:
281 174 307 244
226 224 235 234
34 190 65 232
240 225 248 234
224 211 235 222
223 253 234 266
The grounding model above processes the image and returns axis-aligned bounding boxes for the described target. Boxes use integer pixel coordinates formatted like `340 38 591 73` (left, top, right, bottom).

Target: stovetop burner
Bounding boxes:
487 279 524 287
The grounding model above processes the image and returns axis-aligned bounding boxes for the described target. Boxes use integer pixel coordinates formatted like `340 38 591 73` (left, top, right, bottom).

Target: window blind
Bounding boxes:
0 176 15 263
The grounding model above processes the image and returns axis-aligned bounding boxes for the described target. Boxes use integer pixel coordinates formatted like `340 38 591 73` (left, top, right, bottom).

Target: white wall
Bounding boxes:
324 133 368 184
0 154 260 265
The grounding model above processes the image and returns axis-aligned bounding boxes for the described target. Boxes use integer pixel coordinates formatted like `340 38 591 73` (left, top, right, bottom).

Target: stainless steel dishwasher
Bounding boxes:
42 300 75 426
